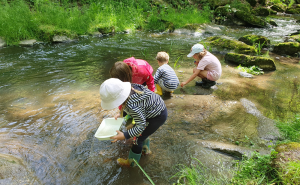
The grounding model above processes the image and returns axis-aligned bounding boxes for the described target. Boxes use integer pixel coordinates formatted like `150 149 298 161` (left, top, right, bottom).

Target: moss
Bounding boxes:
275 142 300 153
238 34 270 46
291 34 300 43
38 25 75 42
235 10 268 28
271 4 287 12
286 7 300 14
253 7 277 16
206 36 255 54
273 42 300 56
224 53 276 71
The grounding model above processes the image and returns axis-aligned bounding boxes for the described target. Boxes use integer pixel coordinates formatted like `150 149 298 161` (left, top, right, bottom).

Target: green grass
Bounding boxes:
231 151 279 185
171 158 231 185
0 0 212 45
277 160 300 184
276 114 300 142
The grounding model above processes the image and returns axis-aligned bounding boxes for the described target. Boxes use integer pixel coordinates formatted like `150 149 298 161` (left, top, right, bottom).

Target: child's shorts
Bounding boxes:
207 70 221 81
158 79 177 92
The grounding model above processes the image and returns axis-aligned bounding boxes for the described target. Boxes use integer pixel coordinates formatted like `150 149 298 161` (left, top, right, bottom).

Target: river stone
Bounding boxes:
205 36 256 54
291 34 300 42
90 32 102 37
19 39 37 47
273 42 300 56
189 141 236 176
0 37 6 48
238 34 270 46
193 139 269 158
240 98 281 141
234 10 269 28
224 53 276 71
271 4 287 12
52 35 73 43
274 142 300 184
239 72 253 78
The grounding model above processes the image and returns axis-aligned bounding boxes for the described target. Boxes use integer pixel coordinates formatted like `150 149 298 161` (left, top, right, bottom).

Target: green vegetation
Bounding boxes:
171 158 231 185
0 0 212 45
231 151 279 184
276 114 300 142
173 56 181 70
236 64 264 75
277 160 300 184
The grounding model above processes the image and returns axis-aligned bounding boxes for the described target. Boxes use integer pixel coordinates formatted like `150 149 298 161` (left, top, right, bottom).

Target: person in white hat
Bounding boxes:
180 43 222 89
99 78 168 167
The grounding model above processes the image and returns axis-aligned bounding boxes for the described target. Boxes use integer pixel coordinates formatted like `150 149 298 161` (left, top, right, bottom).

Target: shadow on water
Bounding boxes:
0 16 300 184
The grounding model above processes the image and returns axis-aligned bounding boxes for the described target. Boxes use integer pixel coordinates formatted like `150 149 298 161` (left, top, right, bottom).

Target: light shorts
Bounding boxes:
207 70 220 81
158 79 174 92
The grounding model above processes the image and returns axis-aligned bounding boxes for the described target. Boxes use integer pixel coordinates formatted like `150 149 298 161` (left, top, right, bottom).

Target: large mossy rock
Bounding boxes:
234 10 269 28
271 4 287 12
286 4 300 14
273 42 300 56
209 0 233 8
206 36 256 54
238 34 270 46
274 142 300 185
214 5 232 17
224 53 276 71
253 7 277 16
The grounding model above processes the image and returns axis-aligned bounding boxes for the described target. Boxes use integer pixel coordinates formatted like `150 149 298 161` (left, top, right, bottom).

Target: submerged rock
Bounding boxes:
239 72 253 78
53 35 76 43
240 98 281 141
224 53 276 71
273 42 300 56
286 4 300 14
205 36 255 54
238 34 270 46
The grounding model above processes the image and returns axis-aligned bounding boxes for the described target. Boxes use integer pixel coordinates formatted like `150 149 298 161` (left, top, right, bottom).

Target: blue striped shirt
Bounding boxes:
123 84 166 139
154 64 179 90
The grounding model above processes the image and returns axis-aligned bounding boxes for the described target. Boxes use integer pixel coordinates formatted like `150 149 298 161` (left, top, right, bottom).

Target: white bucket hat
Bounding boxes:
99 78 131 110
187 44 204 57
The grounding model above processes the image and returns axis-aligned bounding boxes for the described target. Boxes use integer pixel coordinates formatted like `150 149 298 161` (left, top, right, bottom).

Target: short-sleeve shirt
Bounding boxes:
197 52 222 81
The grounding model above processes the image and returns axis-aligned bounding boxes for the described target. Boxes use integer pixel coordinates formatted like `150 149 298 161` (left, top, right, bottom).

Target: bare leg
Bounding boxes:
193 67 208 79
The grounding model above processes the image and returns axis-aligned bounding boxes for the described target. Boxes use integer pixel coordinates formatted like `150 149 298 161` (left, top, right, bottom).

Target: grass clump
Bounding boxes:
277 160 300 184
236 64 264 75
231 151 279 185
276 114 300 142
171 158 231 185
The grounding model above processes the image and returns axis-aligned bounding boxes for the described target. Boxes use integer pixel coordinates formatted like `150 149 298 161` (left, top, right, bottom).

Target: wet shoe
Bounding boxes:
117 158 131 167
195 81 205 86
117 150 141 167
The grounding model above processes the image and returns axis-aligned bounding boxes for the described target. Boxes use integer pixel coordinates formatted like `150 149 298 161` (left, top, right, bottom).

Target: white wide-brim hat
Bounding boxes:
187 44 204 57
99 78 131 110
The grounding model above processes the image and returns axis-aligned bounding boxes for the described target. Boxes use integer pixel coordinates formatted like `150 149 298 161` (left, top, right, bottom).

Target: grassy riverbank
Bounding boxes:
0 0 212 45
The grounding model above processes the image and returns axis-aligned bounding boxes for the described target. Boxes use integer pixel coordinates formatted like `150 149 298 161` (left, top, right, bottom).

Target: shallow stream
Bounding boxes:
0 15 300 184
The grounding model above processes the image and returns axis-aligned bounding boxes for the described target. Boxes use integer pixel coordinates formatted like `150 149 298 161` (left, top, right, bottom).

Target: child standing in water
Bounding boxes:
154 52 179 96
110 57 155 92
180 44 222 89
99 78 167 167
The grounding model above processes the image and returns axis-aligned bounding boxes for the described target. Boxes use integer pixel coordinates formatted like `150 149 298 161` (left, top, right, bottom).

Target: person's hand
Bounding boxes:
181 82 187 87
114 113 120 120
110 130 125 143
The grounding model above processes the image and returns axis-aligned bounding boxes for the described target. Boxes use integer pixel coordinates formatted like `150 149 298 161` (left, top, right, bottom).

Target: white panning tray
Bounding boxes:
94 118 124 140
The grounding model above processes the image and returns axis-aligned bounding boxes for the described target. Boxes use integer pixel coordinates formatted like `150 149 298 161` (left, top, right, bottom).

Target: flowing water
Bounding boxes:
0 15 300 184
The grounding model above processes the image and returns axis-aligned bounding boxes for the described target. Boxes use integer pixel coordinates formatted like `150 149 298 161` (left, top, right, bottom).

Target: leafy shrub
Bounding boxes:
236 65 264 75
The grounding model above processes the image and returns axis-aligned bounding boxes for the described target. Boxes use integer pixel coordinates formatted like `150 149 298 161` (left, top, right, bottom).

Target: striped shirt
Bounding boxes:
123 84 166 139
154 64 179 90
